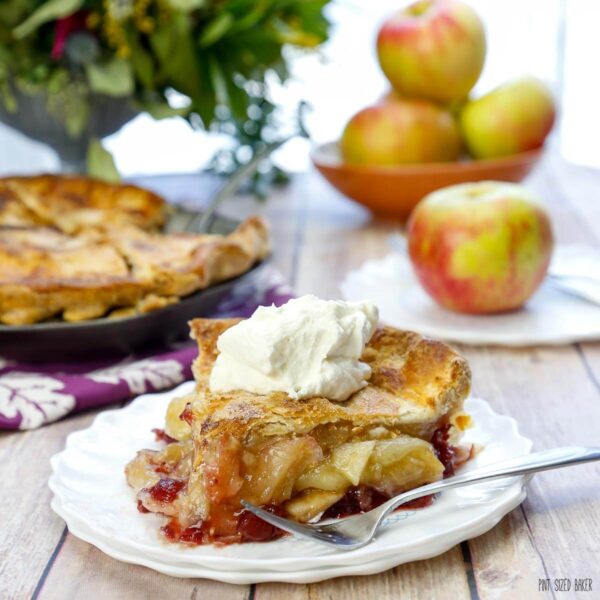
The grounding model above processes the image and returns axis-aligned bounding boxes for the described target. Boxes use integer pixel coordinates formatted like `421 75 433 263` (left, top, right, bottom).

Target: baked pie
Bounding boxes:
0 227 143 324
0 175 166 232
126 317 472 545
0 218 269 325
0 175 270 325
107 218 271 299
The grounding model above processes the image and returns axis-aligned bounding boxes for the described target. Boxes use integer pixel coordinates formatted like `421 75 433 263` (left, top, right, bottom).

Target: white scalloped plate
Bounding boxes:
49 382 532 583
341 253 600 346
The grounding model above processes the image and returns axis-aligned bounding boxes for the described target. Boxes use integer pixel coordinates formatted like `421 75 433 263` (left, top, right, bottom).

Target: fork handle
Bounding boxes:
383 446 600 517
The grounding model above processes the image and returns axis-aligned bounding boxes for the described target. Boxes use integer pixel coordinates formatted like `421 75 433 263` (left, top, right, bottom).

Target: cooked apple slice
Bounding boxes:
125 450 161 493
362 437 443 496
285 489 344 522
125 440 192 493
242 436 323 505
294 462 350 492
165 395 192 441
202 433 244 503
330 440 376 485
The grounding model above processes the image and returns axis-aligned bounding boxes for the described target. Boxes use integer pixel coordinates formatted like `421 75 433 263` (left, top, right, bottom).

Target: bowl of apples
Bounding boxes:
312 0 555 221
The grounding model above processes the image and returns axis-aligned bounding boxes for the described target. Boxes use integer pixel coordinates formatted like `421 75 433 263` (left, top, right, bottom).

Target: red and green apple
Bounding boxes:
460 77 556 159
407 181 554 314
340 97 461 166
377 0 486 104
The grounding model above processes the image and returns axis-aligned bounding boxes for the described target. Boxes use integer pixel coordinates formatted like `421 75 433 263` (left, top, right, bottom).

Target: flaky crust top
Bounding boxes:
0 216 270 325
0 175 166 233
188 318 471 442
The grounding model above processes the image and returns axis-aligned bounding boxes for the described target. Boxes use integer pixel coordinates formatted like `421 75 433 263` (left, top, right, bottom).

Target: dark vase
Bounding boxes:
0 83 137 173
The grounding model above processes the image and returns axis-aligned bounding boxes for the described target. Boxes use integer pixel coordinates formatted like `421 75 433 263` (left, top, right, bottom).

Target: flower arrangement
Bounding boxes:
0 0 330 182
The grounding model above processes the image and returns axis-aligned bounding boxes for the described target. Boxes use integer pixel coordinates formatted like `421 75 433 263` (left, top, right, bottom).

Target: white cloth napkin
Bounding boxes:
549 245 600 305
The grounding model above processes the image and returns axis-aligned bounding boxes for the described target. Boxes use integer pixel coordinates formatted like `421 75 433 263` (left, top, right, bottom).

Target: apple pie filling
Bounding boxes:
126 405 469 545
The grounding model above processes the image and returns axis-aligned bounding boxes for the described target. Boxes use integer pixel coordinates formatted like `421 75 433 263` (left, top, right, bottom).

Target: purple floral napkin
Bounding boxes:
0 266 293 430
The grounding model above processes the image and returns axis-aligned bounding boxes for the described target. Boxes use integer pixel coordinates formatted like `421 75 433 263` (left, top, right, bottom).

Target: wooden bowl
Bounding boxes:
311 142 543 221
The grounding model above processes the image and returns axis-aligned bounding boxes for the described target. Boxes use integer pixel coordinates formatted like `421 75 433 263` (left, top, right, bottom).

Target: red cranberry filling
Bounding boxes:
152 428 177 444
145 478 186 504
180 404 194 425
161 505 287 546
324 485 434 519
430 423 456 476
237 505 286 542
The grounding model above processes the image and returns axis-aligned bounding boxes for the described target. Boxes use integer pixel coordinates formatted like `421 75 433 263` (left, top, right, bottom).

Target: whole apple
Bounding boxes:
460 77 556 158
407 181 553 314
377 0 486 104
340 97 461 166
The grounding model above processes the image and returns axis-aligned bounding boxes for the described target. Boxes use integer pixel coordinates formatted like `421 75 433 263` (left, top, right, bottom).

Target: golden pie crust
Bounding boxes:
189 319 470 439
0 175 166 232
0 175 270 325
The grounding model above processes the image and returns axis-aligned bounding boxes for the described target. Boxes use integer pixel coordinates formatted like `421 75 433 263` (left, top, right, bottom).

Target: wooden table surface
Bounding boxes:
1 154 599 600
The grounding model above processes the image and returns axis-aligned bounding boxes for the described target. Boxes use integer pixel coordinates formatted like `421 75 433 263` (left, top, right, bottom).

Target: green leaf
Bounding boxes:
229 2 270 33
63 96 89 137
0 43 11 65
138 101 190 120
292 0 331 41
0 81 17 113
87 139 120 183
127 32 154 89
131 49 153 89
208 56 228 106
86 58 134 97
150 13 216 125
191 53 217 127
13 0 83 39
224 72 248 121
150 14 200 95
166 0 206 11
219 29 282 78
199 12 234 47
0 1 32 26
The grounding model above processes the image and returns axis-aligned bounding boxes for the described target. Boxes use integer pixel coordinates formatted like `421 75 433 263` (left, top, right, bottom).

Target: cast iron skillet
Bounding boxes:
0 212 268 362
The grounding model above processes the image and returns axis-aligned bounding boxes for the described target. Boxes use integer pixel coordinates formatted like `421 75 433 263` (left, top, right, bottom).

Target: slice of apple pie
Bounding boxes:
126 316 472 545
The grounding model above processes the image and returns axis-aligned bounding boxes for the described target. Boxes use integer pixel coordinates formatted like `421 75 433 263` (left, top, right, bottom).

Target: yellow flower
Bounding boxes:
86 12 101 29
117 45 132 58
133 0 156 33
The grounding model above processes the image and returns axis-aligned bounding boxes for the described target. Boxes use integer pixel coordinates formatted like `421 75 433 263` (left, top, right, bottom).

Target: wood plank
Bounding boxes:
295 175 394 299
36 536 247 600
460 343 600 600
0 411 98 600
256 546 471 600
459 509 551 599
541 160 600 398
295 218 394 299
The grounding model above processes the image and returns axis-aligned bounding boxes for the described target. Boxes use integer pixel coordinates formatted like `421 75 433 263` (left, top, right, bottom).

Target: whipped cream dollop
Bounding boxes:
208 295 379 401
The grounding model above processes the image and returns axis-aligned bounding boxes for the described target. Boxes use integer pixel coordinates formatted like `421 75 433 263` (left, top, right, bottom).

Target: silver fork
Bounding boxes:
242 446 600 550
